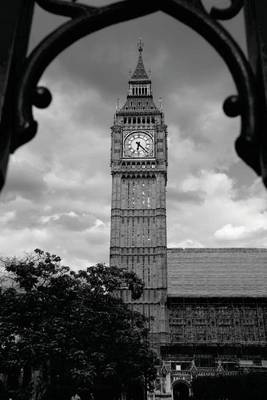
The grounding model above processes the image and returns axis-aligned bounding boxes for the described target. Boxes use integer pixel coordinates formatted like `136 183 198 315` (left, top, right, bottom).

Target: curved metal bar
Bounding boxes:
162 0 260 174
14 0 259 174
14 1 160 151
37 0 96 18
209 0 244 20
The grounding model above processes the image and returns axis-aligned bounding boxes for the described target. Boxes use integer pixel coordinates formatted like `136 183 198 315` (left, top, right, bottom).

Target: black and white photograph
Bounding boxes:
0 1 267 399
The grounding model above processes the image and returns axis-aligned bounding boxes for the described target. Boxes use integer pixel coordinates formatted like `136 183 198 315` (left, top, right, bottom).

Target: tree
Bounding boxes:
0 249 157 400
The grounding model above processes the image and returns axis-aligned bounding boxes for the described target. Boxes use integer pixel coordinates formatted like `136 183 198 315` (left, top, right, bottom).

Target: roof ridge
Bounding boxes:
167 247 267 252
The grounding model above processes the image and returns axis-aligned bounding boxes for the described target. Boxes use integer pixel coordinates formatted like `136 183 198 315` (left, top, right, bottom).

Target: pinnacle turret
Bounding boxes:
130 39 150 81
115 41 162 117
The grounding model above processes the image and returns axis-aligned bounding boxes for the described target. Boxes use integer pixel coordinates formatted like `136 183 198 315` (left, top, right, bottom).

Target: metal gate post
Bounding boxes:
244 0 267 185
0 0 34 190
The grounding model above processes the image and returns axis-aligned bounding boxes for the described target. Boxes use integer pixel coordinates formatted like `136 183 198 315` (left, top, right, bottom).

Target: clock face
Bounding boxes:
124 131 154 158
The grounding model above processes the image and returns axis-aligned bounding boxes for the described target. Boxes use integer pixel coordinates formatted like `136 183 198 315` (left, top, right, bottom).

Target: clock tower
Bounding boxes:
110 41 168 347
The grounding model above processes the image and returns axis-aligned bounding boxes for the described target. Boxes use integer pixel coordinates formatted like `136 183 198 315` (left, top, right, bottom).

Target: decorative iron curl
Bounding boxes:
209 0 244 20
14 0 260 176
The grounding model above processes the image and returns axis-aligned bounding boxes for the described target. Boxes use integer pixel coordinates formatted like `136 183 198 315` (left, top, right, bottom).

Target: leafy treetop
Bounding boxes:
0 249 157 400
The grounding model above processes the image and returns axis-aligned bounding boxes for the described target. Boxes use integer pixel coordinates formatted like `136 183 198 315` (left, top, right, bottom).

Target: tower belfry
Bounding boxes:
110 42 168 346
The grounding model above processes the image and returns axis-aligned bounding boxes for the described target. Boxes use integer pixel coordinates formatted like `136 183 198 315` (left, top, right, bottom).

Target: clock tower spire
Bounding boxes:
110 42 168 347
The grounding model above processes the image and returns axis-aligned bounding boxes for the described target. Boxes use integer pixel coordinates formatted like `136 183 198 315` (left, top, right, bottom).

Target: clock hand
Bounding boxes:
139 143 148 153
136 141 141 150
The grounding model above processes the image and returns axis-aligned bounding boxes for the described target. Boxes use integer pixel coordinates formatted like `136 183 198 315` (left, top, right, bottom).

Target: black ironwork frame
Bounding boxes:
6 0 267 188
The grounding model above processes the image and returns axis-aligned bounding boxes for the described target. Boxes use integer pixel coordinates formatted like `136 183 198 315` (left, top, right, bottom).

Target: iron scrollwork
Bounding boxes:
14 0 263 185
209 0 244 20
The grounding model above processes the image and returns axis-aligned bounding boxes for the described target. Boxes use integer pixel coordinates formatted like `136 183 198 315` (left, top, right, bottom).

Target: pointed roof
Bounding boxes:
130 39 150 81
118 96 160 114
167 248 267 297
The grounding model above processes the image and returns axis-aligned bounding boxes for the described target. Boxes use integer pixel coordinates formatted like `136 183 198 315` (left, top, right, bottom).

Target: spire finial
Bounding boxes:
130 39 149 81
159 97 163 111
116 98 120 111
138 38 144 53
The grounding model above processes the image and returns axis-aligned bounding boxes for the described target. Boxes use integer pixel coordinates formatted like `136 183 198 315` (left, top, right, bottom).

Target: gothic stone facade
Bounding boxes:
110 45 267 400
110 42 168 347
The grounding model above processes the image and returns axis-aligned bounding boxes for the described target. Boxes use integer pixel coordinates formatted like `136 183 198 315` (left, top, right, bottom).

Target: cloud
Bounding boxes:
1 9 265 269
181 170 233 196
0 75 111 267
214 224 267 241
3 71 267 268
167 88 239 169
167 170 267 248
169 239 204 248
0 211 16 224
4 160 47 201
167 187 205 205
40 211 97 232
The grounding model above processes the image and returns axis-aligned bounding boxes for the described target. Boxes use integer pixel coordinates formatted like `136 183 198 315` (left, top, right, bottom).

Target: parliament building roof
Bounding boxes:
167 248 267 298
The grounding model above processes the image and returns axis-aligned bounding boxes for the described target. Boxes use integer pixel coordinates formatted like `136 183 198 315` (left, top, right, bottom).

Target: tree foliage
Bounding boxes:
0 249 157 400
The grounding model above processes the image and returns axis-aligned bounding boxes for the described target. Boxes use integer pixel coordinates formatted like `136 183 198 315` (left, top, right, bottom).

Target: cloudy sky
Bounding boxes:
1 1 267 268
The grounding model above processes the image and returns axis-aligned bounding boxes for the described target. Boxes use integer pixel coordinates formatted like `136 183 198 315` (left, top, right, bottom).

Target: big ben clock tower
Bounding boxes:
110 41 168 347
